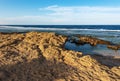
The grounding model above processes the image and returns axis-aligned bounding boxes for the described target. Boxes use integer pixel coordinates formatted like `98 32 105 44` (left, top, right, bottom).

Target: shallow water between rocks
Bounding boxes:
65 41 120 58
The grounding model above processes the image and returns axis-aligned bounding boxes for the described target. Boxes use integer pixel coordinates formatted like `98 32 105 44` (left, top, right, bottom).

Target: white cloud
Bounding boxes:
40 5 120 13
1 5 120 25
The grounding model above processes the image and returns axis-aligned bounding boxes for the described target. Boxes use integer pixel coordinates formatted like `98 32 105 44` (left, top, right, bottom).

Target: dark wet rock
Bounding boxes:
67 36 86 45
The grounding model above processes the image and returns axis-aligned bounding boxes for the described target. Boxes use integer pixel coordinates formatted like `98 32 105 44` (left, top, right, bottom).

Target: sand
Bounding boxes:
0 32 120 81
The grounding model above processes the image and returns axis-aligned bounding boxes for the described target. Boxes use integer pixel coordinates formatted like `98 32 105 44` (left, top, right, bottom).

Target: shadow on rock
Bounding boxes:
91 54 120 68
0 58 79 81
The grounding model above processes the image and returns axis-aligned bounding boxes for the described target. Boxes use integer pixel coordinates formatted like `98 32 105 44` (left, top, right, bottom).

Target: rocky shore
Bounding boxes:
68 35 120 50
0 32 120 81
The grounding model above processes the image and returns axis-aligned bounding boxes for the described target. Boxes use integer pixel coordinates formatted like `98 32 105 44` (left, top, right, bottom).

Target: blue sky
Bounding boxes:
0 0 120 25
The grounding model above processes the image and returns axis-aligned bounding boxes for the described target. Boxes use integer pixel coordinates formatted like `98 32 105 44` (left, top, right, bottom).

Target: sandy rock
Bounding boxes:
0 32 119 81
107 44 120 50
78 36 111 46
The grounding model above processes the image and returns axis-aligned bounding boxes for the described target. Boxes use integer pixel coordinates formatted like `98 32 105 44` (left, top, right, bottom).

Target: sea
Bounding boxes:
0 25 120 57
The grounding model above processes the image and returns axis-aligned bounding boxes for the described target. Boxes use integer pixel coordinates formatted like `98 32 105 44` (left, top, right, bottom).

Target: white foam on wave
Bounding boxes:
0 26 120 32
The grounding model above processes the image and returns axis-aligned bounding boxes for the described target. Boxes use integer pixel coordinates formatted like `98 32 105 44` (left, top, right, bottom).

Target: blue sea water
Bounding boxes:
0 25 120 57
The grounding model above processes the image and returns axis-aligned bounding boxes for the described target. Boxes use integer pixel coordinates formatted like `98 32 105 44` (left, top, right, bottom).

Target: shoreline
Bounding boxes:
0 31 120 81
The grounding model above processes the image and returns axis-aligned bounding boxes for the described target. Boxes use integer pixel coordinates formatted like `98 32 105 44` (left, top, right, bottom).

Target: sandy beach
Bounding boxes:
0 32 120 81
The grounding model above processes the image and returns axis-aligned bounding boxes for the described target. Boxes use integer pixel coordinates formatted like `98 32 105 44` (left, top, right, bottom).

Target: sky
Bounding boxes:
0 0 120 25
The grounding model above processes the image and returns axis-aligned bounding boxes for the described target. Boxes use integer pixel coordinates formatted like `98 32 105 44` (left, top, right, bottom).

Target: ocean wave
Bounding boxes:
0 26 120 32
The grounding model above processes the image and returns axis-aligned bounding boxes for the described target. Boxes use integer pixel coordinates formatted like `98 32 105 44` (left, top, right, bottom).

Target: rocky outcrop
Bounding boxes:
78 36 111 46
0 32 119 81
68 35 120 50
68 36 111 46
107 44 120 50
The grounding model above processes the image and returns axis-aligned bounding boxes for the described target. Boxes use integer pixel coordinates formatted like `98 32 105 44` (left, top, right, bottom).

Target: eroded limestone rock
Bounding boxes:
0 32 119 81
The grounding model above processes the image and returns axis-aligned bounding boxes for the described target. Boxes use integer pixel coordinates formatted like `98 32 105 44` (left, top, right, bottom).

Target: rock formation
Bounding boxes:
0 32 119 81
68 35 120 50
